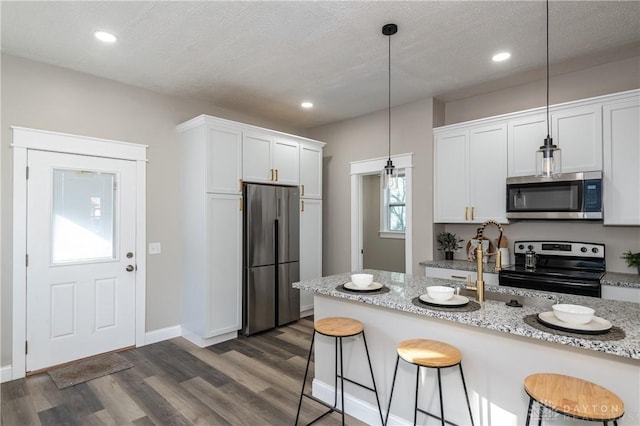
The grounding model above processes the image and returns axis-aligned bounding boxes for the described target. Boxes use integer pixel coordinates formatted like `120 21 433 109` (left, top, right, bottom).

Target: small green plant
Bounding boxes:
621 250 640 272
437 232 464 252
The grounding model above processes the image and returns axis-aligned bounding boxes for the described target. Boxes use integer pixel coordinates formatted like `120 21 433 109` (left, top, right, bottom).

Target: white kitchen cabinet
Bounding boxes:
425 266 499 286
434 123 508 223
603 97 640 225
507 105 602 177
299 142 323 199
507 113 547 177
602 285 640 303
178 114 325 336
205 193 243 337
300 199 322 312
552 104 602 173
242 132 300 185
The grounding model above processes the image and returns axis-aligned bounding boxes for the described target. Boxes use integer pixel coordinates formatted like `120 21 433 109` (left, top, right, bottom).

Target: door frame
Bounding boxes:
11 126 147 380
350 153 413 273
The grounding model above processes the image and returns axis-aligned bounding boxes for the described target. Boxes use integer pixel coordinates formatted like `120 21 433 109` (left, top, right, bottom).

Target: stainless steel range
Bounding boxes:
498 241 605 297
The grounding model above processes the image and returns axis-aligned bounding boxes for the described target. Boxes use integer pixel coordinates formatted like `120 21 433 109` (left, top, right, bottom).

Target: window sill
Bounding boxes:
379 231 405 240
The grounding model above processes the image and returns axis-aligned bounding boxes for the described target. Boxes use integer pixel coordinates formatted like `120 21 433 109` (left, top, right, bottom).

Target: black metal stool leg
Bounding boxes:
295 331 316 425
436 368 445 426
361 331 384 426
538 402 543 426
414 365 420 426
525 397 533 426
339 336 345 426
458 363 474 426
384 355 400 426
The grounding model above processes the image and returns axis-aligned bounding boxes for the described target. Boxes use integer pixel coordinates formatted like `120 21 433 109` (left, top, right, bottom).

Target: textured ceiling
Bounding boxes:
2 1 639 129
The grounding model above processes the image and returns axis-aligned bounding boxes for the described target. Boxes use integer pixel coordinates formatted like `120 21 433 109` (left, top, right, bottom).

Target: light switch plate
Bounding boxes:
148 242 161 255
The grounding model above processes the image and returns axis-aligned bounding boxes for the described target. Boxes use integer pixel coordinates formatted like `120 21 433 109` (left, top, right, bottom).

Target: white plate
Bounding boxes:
343 281 384 291
537 311 612 333
419 294 469 306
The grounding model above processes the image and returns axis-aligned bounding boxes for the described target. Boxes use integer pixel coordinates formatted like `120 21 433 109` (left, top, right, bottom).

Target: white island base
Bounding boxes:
312 295 639 426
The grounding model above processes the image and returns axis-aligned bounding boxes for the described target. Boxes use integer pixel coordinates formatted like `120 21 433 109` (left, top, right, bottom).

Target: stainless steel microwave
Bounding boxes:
506 171 603 220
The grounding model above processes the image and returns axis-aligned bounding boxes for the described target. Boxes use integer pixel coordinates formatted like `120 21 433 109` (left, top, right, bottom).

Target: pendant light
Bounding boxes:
535 0 561 178
382 23 398 188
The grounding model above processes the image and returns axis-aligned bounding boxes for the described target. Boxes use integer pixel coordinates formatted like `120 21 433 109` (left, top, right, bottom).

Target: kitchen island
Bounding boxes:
293 270 640 426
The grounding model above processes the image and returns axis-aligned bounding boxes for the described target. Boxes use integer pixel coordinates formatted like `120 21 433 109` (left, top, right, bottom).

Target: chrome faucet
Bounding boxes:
465 220 503 302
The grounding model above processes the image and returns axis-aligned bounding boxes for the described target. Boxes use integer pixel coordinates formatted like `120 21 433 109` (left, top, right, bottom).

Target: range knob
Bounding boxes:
518 244 525 250
592 247 599 254
581 247 588 253
527 245 533 250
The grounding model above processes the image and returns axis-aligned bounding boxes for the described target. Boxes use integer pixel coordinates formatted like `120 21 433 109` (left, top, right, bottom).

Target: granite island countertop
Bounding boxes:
420 259 640 289
294 269 640 360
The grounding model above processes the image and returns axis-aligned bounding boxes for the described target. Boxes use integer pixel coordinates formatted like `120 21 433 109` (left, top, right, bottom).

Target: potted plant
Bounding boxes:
437 232 464 260
621 250 640 274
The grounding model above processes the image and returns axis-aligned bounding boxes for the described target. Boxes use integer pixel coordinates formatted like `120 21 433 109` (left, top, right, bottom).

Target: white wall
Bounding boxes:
309 98 435 276
0 54 300 367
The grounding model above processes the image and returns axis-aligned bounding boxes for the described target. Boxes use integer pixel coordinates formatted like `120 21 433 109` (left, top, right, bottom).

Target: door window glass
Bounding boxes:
51 169 116 263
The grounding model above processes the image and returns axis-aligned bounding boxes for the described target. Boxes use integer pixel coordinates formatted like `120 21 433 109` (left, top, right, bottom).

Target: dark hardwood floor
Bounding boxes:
1 317 366 425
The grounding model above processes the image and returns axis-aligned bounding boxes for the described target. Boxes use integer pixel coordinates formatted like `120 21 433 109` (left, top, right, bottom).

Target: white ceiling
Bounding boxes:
2 1 639 129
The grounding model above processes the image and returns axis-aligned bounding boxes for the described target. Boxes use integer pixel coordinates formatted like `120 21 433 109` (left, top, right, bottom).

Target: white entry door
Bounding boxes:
26 150 137 372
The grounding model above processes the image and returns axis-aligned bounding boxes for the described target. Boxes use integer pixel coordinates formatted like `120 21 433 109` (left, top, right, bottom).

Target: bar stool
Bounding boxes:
295 317 384 425
524 373 624 425
385 339 474 426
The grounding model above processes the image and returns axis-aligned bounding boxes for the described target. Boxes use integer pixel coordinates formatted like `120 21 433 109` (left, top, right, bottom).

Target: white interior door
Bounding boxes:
26 150 137 372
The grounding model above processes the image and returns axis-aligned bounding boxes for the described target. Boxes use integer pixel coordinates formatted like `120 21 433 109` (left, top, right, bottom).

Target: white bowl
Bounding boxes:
552 304 595 325
426 286 455 301
351 273 374 288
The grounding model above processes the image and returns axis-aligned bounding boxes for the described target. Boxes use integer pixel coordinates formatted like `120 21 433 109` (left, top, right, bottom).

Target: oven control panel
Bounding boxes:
513 241 605 259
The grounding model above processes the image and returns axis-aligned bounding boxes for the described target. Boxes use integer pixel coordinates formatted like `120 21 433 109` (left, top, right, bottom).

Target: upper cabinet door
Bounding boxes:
552 104 603 173
507 114 547 177
603 99 640 225
207 126 242 194
242 131 273 183
469 123 508 223
434 130 468 223
273 138 300 186
299 143 323 198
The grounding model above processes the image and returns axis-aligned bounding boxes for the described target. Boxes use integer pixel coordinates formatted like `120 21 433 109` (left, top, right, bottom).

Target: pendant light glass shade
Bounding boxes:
383 159 397 189
381 23 398 189
535 0 561 178
536 136 562 177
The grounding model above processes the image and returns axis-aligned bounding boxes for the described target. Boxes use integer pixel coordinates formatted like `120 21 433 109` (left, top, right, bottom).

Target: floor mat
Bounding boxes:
47 353 133 389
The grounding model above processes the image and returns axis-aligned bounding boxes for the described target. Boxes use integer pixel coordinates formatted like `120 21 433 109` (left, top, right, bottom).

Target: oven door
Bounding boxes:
499 271 601 297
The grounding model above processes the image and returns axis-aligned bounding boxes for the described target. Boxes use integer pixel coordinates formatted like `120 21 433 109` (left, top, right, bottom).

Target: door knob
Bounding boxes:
126 265 135 272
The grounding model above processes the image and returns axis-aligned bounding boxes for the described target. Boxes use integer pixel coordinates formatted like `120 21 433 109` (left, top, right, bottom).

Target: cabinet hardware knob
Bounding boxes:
301 184 305 196
239 179 243 192
465 207 468 220
471 206 475 220
240 197 243 211
270 169 274 181
275 169 278 181
451 275 467 280
301 200 304 212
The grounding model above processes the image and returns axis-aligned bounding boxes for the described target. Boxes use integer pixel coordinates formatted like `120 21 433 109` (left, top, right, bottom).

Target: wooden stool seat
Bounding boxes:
524 373 624 423
315 317 363 337
397 339 462 368
386 338 474 425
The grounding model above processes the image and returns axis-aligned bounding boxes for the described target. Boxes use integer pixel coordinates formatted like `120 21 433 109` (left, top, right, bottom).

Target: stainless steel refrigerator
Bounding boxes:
243 184 300 335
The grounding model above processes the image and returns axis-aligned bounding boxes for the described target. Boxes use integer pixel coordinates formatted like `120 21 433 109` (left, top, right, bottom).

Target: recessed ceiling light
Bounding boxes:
301 102 313 109
94 31 117 43
492 52 511 62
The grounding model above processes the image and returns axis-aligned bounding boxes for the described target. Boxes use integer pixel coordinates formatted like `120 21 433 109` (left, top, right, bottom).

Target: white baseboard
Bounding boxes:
1 365 13 383
144 325 182 345
300 307 314 318
311 379 409 425
181 328 237 348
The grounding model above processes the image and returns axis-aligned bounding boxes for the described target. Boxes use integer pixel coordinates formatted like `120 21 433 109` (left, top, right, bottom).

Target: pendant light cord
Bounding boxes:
546 0 550 139
388 31 392 160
